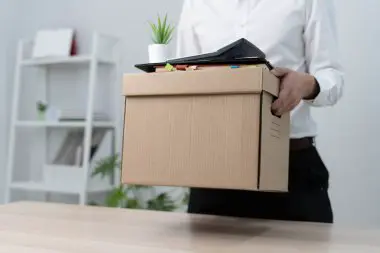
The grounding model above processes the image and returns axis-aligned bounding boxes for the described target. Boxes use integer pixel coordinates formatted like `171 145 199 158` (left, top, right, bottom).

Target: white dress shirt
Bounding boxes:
176 0 344 138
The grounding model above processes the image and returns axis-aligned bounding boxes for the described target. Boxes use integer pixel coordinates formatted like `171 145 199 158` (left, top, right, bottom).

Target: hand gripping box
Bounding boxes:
121 66 290 192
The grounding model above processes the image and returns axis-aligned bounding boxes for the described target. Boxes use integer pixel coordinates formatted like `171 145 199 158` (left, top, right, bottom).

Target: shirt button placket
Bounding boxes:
238 0 249 38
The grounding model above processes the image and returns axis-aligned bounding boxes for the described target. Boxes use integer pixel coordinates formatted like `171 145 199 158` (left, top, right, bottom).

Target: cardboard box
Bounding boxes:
121 66 290 192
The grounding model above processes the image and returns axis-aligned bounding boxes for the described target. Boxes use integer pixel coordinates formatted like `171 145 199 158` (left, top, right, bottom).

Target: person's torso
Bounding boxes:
190 0 318 138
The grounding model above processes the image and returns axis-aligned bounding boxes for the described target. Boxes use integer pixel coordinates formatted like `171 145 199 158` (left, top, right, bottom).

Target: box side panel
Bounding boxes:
259 92 290 192
121 95 260 190
123 67 264 96
262 68 280 97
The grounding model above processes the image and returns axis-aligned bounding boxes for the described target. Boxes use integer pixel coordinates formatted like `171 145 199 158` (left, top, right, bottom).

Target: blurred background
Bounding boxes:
0 0 379 227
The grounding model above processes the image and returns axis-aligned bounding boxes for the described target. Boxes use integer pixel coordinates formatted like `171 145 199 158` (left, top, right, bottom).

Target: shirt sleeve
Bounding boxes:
303 0 344 107
176 0 202 58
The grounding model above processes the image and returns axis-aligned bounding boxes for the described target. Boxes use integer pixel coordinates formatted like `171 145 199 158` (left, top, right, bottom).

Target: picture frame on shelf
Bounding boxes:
32 28 77 58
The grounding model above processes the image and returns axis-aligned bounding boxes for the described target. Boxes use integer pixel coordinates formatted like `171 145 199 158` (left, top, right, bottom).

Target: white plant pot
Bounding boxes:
148 44 169 63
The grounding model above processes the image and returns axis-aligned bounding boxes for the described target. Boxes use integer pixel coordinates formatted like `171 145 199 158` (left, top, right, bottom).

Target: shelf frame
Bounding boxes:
4 31 120 205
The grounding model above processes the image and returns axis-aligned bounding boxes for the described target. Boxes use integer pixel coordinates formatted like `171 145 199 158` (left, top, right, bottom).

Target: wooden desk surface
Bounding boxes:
0 202 379 252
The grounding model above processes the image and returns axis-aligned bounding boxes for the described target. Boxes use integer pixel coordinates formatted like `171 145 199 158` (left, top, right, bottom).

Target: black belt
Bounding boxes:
290 137 314 151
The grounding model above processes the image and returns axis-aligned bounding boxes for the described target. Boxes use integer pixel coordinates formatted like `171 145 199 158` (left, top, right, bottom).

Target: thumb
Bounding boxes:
271 67 291 77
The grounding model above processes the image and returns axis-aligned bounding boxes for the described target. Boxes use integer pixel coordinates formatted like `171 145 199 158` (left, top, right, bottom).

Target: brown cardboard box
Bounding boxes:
121 66 290 192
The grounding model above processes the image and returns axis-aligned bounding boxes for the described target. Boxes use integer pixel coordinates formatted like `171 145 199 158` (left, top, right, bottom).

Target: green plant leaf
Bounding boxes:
105 185 126 207
162 28 169 44
148 13 174 44
149 22 159 43
93 155 184 212
182 191 190 206
157 14 163 43
165 26 175 44
37 101 48 112
124 198 141 209
147 192 177 211
91 154 120 179
162 14 168 31
128 185 151 191
162 22 174 44
162 14 168 43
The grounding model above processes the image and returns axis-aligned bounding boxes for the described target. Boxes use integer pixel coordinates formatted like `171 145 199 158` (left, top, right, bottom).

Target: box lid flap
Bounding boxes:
262 68 280 97
123 67 272 96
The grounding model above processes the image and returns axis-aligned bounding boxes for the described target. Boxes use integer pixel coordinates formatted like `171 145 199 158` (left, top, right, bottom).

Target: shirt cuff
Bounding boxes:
304 75 334 107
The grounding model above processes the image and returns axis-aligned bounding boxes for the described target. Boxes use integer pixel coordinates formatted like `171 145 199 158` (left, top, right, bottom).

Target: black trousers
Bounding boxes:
187 145 333 223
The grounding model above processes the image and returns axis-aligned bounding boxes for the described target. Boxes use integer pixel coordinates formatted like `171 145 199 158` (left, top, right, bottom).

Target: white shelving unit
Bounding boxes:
4 32 120 205
21 55 115 66
15 120 115 128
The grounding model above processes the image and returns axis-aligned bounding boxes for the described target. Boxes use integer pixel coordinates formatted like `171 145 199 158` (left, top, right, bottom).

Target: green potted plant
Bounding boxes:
90 154 189 211
148 13 175 63
36 101 48 120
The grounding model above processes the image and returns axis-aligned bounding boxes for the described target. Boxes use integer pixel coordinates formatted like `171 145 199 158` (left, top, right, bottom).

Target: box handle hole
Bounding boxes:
271 97 281 118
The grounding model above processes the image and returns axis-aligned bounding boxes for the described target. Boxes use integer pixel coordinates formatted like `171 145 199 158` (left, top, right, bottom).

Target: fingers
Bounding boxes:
272 89 290 116
272 91 301 116
284 95 301 113
270 68 300 115
270 68 304 115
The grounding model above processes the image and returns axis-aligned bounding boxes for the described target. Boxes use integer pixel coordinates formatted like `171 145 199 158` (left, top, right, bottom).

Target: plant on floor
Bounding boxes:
90 154 189 211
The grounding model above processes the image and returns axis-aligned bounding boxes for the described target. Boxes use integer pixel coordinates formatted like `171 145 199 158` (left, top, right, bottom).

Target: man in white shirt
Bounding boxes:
176 0 344 223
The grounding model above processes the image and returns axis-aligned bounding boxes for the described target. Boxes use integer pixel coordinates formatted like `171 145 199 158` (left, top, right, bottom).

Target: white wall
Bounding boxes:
1 0 380 227
314 0 380 227
0 5 6 204
0 0 183 203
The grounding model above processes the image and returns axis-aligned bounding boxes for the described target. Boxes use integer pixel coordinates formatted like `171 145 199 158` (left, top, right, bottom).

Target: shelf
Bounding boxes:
21 55 115 66
10 181 114 194
5 32 120 205
15 120 115 129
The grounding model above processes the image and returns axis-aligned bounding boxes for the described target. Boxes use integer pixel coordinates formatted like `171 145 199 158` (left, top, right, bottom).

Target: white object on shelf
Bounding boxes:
148 44 169 63
45 106 61 122
10 181 114 194
59 110 109 121
22 55 115 66
32 28 74 58
4 32 120 205
14 120 115 128
75 146 82 166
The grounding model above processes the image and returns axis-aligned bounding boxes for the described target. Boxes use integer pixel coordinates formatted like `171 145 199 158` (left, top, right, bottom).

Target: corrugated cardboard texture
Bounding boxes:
122 66 290 192
122 94 261 190
259 92 290 191
123 67 264 96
